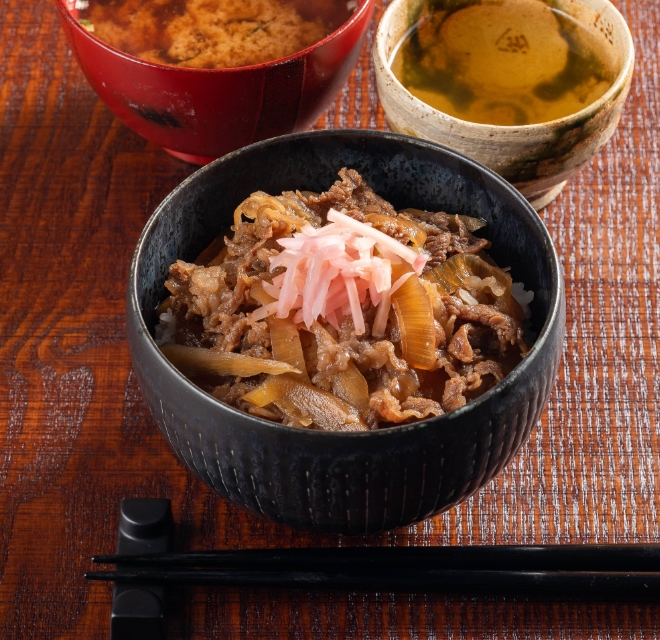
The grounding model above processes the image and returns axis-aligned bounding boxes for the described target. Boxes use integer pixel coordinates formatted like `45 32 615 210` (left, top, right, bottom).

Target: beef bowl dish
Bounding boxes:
127 130 565 534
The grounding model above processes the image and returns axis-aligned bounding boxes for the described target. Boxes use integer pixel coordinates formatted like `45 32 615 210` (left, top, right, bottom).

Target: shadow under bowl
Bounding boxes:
55 0 374 164
127 130 566 534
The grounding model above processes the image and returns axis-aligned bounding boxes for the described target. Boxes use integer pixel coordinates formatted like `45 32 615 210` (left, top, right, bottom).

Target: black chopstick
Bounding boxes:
92 544 660 572
84 568 660 594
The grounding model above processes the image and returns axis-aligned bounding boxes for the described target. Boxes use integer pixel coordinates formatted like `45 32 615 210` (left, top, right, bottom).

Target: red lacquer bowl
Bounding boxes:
56 0 374 164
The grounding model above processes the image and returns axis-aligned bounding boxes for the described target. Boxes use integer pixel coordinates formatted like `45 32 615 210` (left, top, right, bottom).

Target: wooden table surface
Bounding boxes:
1 0 659 637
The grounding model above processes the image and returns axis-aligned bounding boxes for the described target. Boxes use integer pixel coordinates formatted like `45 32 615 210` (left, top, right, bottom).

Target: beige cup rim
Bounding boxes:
375 0 635 131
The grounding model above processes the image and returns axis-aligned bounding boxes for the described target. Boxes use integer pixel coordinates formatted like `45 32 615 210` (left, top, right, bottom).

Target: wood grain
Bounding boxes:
1 0 659 637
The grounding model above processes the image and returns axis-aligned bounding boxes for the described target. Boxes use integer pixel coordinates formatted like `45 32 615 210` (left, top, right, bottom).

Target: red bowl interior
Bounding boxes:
56 0 374 163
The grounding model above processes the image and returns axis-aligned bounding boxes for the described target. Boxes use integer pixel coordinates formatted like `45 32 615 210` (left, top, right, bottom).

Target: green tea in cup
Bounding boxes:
390 0 616 126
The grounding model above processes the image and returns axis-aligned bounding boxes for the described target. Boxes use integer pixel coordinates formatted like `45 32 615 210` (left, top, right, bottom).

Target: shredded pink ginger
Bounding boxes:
249 208 428 336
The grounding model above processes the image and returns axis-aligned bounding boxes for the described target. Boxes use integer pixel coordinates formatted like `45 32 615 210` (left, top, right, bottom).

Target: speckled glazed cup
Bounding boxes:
127 130 565 534
374 0 634 210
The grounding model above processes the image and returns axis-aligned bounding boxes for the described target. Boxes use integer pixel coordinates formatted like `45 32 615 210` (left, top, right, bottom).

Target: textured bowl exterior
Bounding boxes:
374 0 634 206
127 131 566 534
55 0 373 163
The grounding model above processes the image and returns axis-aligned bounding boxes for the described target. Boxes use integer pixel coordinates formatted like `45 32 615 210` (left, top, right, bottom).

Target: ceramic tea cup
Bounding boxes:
373 0 634 209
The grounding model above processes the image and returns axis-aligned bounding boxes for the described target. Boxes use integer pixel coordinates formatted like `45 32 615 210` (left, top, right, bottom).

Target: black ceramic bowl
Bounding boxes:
127 130 565 534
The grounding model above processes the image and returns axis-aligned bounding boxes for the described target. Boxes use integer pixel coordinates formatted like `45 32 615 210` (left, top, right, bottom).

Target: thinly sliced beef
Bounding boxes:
370 389 443 423
461 360 504 394
400 396 444 417
424 225 490 266
246 321 271 349
166 261 230 323
443 296 527 354
442 377 467 412
240 345 271 359
166 261 252 345
160 169 530 429
474 359 504 381
423 233 453 265
447 322 475 363
303 168 398 218
210 314 249 352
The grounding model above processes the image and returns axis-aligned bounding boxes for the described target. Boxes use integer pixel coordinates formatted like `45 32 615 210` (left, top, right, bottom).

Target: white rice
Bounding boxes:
155 308 176 346
511 281 534 319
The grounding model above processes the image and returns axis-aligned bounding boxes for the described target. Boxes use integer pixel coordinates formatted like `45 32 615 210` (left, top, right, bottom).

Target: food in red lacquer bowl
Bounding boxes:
55 0 374 163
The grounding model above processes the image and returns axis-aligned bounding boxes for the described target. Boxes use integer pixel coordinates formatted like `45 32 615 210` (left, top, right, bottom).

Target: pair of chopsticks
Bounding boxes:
86 545 660 594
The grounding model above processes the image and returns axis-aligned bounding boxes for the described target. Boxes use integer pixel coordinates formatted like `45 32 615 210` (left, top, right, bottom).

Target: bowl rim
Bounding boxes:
374 0 635 131
128 129 564 438
56 0 374 73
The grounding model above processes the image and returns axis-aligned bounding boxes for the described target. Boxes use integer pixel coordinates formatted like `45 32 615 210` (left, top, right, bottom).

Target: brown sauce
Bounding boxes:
77 0 354 69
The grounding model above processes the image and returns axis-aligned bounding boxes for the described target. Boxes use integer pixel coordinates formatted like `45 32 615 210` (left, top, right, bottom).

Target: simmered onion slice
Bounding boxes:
161 344 300 378
242 374 368 432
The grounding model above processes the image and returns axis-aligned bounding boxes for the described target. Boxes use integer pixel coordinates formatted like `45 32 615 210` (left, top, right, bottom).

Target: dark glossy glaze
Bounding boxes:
127 131 566 534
